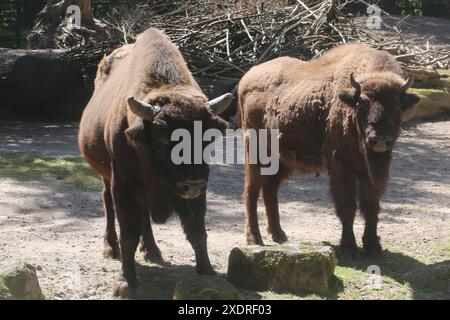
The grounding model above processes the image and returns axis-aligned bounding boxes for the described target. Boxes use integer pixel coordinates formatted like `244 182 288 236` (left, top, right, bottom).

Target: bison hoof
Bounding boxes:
143 248 164 264
363 236 382 256
340 239 358 259
271 229 288 244
103 243 121 260
246 232 264 246
113 279 136 299
197 265 217 276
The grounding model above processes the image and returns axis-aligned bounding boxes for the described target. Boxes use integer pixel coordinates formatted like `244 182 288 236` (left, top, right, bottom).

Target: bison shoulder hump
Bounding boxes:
94 44 133 86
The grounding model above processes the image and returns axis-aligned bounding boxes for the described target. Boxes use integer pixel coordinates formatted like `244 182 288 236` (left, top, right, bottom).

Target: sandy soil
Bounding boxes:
0 119 449 299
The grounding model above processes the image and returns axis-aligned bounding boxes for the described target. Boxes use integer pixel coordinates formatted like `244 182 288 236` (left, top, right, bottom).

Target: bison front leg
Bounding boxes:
111 180 143 299
140 213 163 264
178 194 215 276
330 167 358 257
359 177 382 255
102 178 120 259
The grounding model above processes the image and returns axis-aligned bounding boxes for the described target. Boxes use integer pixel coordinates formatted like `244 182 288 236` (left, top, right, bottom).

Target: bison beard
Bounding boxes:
238 44 420 256
78 28 231 298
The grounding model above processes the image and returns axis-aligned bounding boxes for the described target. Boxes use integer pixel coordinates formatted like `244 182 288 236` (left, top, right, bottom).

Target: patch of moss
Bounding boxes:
430 236 450 260
0 152 101 190
0 278 12 300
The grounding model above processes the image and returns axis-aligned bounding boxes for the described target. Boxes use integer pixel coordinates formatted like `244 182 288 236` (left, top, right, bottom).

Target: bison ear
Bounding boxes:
338 89 358 108
125 118 147 142
401 92 420 112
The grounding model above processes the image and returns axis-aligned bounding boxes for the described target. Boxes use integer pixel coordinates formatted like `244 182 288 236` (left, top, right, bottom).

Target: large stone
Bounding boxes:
173 275 242 300
227 244 337 295
404 260 450 293
0 262 44 300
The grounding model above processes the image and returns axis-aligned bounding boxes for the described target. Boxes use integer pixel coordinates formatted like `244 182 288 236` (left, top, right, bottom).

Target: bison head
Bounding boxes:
338 72 420 153
125 93 232 200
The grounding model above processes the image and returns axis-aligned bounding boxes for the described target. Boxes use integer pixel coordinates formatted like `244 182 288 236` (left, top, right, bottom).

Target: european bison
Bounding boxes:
238 44 420 255
78 28 232 297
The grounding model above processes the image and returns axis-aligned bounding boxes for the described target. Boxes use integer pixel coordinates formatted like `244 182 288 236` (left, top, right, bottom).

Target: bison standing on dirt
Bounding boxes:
78 28 232 297
238 43 420 255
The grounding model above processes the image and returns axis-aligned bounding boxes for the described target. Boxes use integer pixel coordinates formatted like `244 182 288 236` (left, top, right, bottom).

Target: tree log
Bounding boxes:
403 69 450 122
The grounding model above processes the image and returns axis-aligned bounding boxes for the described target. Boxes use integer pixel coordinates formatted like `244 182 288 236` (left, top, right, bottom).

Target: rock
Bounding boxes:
227 244 337 295
0 262 44 300
173 275 241 300
404 260 450 293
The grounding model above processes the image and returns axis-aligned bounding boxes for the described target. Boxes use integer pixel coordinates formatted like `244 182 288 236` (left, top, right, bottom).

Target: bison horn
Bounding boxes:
127 96 161 122
400 76 414 92
350 73 361 93
208 93 233 115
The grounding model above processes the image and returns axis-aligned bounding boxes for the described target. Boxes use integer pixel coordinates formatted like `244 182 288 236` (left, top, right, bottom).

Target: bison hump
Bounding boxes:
95 44 133 86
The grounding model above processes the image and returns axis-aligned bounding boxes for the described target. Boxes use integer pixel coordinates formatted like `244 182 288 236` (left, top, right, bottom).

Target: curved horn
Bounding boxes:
127 96 160 122
400 76 414 92
350 72 361 93
208 93 233 115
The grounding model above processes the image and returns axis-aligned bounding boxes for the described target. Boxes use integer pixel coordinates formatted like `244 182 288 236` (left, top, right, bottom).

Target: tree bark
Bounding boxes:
27 0 104 49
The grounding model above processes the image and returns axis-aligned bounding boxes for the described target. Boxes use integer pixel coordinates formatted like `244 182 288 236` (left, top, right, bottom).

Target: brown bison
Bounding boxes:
78 28 232 297
238 43 420 255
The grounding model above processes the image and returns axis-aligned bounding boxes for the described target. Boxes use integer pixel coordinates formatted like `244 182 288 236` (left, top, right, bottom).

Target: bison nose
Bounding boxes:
176 180 208 199
367 135 394 152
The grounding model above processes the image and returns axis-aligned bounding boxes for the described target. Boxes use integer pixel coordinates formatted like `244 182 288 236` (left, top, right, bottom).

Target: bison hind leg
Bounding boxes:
262 164 291 244
102 178 121 260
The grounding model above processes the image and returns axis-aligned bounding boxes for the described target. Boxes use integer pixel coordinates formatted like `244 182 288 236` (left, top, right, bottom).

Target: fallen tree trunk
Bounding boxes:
403 70 450 122
0 48 92 120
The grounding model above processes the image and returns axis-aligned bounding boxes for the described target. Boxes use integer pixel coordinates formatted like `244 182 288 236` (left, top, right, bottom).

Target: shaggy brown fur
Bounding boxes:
238 44 420 255
78 28 227 298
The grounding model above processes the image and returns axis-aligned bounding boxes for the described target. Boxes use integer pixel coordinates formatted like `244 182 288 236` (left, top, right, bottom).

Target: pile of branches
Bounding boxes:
61 0 354 80
58 0 450 81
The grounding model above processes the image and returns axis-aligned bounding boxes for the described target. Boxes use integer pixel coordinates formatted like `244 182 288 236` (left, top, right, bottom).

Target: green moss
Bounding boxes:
0 152 101 190
430 236 450 259
0 278 12 300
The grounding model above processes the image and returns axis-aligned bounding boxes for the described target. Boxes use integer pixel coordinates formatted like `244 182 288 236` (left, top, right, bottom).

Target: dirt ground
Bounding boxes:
0 119 449 300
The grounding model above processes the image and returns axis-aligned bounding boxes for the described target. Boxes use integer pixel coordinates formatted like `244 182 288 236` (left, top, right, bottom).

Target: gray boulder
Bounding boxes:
405 260 450 293
173 275 241 300
0 262 44 300
227 244 337 295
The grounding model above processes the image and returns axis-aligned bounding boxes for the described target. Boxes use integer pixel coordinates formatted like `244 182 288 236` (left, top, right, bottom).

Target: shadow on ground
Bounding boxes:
133 262 263 300
327 244 450 300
